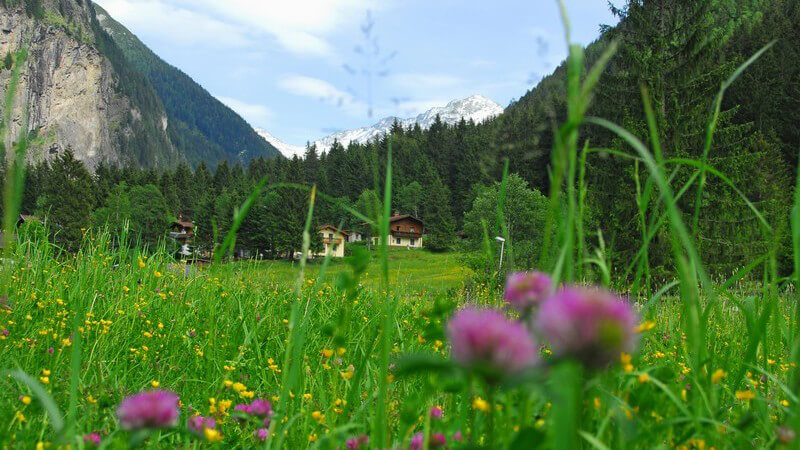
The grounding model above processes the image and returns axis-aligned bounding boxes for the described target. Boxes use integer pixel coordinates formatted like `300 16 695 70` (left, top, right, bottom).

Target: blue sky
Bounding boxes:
94 0 619 148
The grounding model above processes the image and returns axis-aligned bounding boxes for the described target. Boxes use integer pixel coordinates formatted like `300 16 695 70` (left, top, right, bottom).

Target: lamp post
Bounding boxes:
495 236 506 271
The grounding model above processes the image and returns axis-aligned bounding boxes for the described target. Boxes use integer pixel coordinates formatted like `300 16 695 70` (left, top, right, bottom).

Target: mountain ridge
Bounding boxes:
92 2 280 166
309 94 503 152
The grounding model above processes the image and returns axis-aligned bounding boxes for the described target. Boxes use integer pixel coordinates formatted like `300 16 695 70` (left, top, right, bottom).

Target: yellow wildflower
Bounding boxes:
473 397 490 412
636 321 655 333
204 428 223 443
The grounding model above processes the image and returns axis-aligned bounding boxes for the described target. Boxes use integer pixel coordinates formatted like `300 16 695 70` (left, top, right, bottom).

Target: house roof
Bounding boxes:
317 225 350 237
389 214 423 224
172 221 194 229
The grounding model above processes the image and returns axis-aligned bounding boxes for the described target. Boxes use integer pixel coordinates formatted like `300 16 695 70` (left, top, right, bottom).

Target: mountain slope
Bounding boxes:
312 95 503 151
255 128 306 158
0 0 180 169
92 3 280 166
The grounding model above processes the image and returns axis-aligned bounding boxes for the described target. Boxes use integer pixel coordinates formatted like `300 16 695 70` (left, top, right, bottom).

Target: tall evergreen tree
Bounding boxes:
39 150 95 251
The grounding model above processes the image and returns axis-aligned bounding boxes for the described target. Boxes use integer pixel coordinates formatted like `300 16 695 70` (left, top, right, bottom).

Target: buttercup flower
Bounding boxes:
503 272 552 311
447 308 537 376
116 390 180 430
536 286 638 367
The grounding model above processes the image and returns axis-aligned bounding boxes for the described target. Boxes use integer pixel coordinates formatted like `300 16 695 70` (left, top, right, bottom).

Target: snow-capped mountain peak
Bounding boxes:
255 95 503 157
312 95 503 152
256 129 306 158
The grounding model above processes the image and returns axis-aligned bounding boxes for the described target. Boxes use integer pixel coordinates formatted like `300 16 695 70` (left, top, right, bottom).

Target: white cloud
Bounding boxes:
96 0 383 57
95 0 252 48
216 96 273 128
278 75 366 116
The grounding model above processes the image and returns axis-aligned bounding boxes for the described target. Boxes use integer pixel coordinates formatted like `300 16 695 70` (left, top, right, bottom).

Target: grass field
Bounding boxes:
0 235 490 448
0 232 797 449
238 247 473 293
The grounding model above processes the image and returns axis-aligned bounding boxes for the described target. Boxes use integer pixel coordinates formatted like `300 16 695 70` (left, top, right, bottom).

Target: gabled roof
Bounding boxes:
389 214 423 224
317 225 350 237
171 221 194 229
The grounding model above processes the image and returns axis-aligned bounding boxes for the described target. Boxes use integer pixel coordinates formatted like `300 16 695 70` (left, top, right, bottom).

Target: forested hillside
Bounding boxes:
5 0 799 280
92 3 280 166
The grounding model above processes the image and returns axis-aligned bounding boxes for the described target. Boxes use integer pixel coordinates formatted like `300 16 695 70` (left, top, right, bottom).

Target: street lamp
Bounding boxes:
495 236 506 271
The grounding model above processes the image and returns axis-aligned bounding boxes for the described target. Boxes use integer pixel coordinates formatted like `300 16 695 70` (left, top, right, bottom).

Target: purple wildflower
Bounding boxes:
83 432 101 446
247 399 273 418
254 428 270 442
453 430 463 442
536 286 638 367
116 390 180 430
234 403 251 415
187 415 216 435
1 329 8 336
345 434 369 449
504 272 552 311
409 433 424 450
447 308 537 376
431 433 447 447
430 406 443 419
47 347 54 355
409 432 446 450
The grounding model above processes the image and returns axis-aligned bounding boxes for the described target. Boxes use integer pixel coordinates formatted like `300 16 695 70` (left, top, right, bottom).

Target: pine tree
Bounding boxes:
423 176 456 252
39 150 95 251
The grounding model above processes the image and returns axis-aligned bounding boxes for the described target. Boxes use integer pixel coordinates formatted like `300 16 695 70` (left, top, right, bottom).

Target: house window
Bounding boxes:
410 227 415 233
410 238 416 246
329 233 334 239
396 226 400 231
396 238 401 245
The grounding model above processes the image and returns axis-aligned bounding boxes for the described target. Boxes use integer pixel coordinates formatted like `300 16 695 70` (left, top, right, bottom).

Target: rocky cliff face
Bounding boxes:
0 0 178 169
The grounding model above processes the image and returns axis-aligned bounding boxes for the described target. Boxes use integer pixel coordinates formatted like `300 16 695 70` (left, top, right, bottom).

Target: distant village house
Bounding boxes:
317 225 348 258
169 220 194 257
371 214 424 248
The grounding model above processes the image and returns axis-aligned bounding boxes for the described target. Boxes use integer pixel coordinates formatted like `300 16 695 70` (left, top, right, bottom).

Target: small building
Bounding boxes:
371 214 424 248
317 225 348 258
346 230 364 243
169 220 194 257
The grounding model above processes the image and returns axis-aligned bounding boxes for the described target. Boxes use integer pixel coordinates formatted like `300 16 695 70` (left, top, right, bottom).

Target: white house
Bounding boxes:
317 225 348 258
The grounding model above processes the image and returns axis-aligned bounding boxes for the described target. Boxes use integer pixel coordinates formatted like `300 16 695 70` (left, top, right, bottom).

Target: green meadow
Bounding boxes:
1 3 799 449
235 248 473 293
